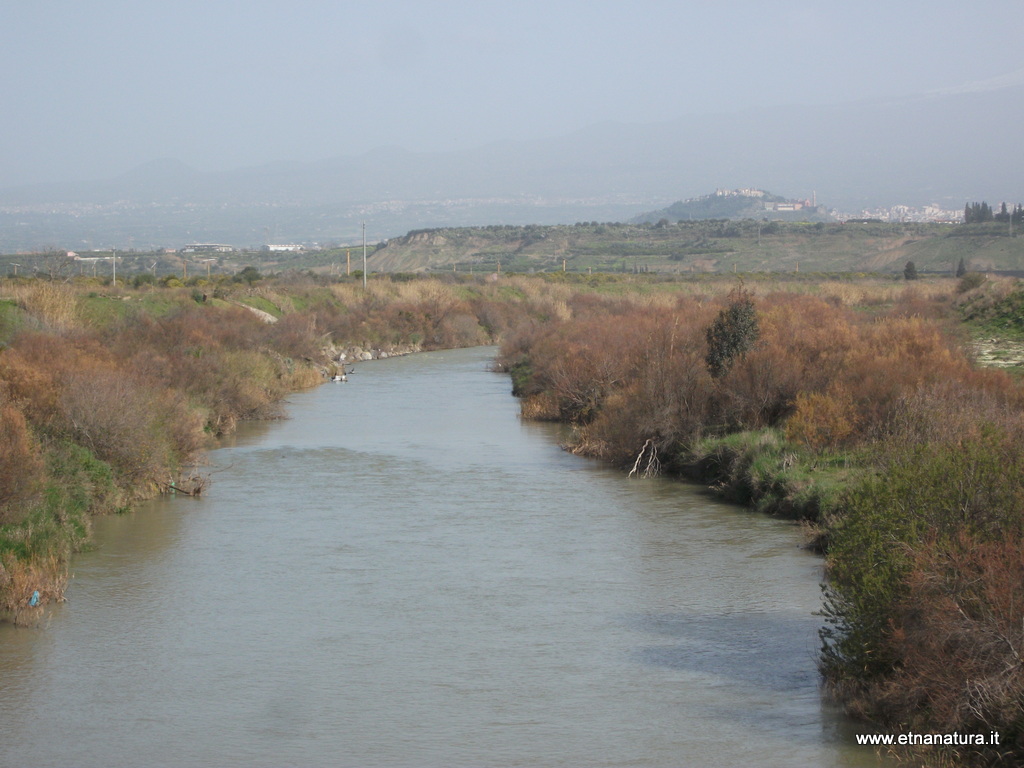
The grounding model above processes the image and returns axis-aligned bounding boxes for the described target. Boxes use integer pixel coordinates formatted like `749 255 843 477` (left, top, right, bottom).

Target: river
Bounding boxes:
0 346 888 767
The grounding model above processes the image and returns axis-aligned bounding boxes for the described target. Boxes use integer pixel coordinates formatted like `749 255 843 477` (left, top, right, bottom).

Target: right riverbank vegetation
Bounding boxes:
493 273 1024 768
3 268 1024 766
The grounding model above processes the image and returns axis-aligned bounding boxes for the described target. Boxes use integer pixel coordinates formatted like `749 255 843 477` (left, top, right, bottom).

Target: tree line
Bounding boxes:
964 201 1024 225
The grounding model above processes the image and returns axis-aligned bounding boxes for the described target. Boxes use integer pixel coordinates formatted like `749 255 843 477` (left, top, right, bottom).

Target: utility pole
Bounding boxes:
362 222 367 290
111 249 116 286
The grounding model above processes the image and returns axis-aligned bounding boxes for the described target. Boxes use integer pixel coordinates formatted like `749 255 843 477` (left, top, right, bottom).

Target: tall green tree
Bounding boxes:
904 260 919 280
705 287 759 378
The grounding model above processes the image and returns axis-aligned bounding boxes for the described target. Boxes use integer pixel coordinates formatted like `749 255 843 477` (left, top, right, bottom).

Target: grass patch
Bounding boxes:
236 295 283 318
78 294 132 327
681 429 861 521
0 299 24 342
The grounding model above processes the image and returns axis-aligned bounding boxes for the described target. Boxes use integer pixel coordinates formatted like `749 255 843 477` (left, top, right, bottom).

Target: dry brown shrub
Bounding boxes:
0 346 57 423
0 553 69 623
785 386 860 450
57 371 172 486
535 309 657 423
125 347 173 384
881 533 1024 765
605 315 714 456
519 391 560 420
472 299 513 338
436 312 488 348
118 304 261 358
844 317 974 431
286 365 329 390
10 281 79 330
154 387 208 465
579 385 650 463
881 377 1024 452
759 294 860 390
719 344 805 429
0 402 43 523
217 350 288 418
0 331 118 425
263 312 325 359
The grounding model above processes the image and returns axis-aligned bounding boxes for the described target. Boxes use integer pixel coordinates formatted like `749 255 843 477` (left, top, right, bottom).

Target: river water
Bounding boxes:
0 346 888 767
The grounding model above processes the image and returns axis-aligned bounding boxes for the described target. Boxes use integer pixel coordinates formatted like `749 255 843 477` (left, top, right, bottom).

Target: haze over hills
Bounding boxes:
0 82 1021 253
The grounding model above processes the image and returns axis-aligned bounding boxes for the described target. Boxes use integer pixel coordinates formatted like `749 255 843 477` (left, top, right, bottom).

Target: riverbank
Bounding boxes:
496 279 1024 767
0 272 595 621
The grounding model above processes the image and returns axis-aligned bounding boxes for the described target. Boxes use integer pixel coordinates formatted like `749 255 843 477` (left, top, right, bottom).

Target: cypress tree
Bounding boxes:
705 287 759 378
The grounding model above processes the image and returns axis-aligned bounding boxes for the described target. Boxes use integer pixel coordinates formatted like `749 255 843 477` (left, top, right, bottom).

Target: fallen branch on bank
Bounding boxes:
628 438 661 479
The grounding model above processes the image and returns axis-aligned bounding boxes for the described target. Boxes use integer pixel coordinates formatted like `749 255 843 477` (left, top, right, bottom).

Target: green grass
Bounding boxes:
79 294 132 326
682 429 862 521
0 299 24 343
135 291 193 317
236 295 283 318
0 440 117 564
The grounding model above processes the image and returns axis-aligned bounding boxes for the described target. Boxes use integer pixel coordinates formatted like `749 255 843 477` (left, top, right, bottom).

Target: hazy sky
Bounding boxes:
3 0 1023 186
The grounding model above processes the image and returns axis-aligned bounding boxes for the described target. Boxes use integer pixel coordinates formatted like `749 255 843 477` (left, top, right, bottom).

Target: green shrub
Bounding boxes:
820 471 917 683
821 430 1024 686
957 271 986 294
705 287 759 378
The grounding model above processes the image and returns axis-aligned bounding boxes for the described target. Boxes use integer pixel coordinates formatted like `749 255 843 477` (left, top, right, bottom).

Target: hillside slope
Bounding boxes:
370 221 1024 274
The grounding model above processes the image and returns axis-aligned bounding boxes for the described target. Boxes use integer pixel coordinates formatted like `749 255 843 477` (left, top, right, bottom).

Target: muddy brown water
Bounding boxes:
0 346 891 767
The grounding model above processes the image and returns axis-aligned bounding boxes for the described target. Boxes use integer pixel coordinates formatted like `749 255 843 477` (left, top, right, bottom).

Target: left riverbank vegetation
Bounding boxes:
495 273 1024 768
0 270 590 623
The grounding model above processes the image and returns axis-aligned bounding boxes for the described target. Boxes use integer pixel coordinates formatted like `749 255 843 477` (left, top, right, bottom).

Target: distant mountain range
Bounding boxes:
1 83 1020 252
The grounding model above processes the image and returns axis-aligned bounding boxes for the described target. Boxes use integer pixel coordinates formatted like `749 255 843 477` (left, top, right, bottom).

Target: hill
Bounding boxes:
369 220 1024 275
632 189 830 224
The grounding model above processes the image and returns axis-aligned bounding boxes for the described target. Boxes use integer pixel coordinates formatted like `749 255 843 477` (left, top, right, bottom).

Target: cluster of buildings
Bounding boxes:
714 188 766 198
832 204 963 223
713 187 820 212
178 243 305 254
710 188 963 223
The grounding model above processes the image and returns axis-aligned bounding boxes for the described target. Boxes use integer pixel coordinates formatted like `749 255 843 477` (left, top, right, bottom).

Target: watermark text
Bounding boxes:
856 731 1000 747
